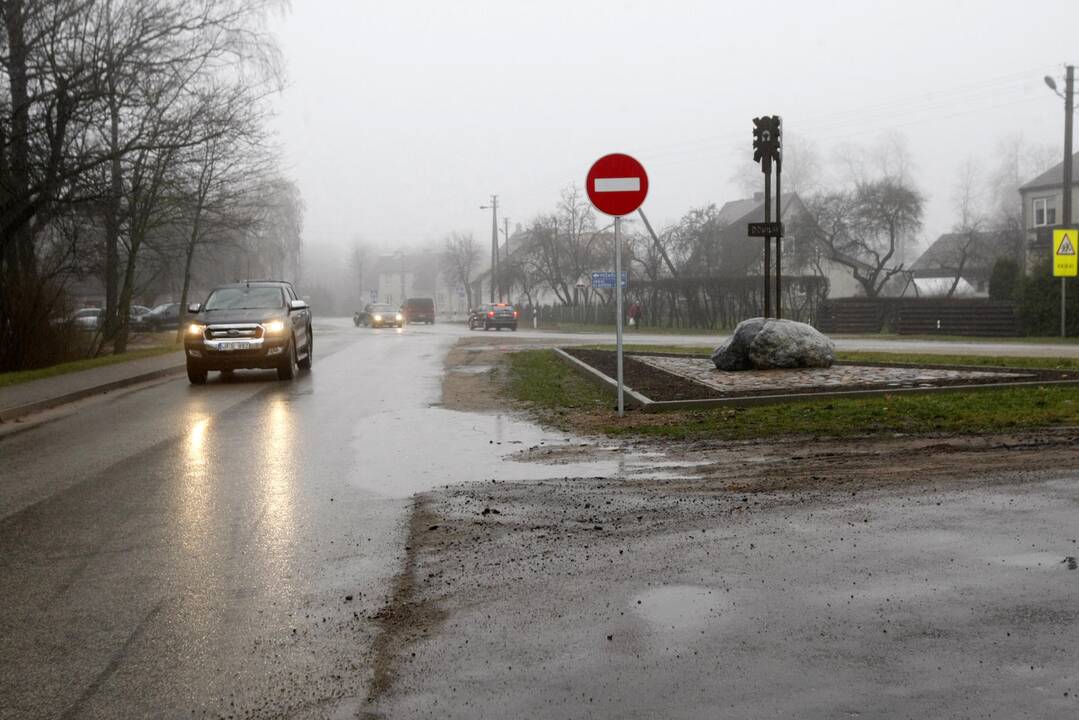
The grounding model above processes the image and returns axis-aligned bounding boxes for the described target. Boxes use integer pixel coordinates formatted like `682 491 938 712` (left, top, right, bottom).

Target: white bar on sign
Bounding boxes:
594 177 640 193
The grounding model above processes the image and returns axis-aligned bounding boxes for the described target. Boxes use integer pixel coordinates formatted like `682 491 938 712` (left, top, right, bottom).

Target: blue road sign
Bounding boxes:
591 271 628 289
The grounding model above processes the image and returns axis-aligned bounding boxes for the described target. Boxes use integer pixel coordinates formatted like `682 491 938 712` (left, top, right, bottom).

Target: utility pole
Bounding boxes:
1066 64 1074 339
502 217 512 303
1046 66 1075 337
480 195 499 302
1064 65 1074 231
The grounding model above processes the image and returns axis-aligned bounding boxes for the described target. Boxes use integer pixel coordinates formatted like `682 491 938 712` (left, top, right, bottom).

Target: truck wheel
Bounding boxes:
187 363 207 385
277 339 298 380
298 330 313 370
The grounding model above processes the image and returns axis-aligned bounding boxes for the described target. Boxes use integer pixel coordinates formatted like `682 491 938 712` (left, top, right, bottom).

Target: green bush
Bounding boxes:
1019 260 1079 335
988 258 1021 301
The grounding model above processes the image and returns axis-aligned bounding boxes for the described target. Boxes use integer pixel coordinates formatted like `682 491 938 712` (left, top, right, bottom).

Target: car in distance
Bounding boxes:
183 280 312 384
358 303 402 328
70 307 104 331
146 302 182 331
468 303 517 331
401 297 435 324
129 305 152 331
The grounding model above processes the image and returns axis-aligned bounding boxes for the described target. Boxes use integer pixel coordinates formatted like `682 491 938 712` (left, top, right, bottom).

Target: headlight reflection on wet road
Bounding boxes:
260 396 296 553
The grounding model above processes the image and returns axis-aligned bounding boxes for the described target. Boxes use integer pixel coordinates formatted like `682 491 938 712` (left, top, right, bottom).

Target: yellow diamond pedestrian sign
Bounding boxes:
1054 228 1077 277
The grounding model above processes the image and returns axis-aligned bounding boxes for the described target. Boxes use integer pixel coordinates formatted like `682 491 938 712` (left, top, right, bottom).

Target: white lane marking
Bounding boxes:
594 177 640 193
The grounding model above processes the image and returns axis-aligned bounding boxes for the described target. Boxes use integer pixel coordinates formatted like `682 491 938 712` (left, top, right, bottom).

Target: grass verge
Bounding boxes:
504 348 1079 440
0 344 181 389
505 349 611 431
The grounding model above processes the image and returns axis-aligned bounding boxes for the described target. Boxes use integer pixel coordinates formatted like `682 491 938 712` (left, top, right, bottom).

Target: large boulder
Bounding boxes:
712 318 835 371
710 317 767 371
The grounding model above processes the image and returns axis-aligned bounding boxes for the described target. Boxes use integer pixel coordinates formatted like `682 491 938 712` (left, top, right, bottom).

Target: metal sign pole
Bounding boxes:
763 168 772 319
1063 278 1067 339
615 216 625 417
775 155 782 320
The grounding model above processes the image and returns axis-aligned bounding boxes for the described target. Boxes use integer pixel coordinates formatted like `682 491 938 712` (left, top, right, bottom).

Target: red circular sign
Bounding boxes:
586 153 649 217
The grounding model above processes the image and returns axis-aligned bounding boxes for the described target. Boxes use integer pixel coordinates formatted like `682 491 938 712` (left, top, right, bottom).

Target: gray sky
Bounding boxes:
270 0 1073 256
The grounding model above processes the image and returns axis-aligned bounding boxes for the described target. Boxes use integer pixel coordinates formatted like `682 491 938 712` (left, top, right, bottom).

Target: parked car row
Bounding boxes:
52 303 177 332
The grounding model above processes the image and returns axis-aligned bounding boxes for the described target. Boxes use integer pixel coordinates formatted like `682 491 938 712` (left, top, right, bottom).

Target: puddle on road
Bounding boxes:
349 409 625 498
631 585 732 642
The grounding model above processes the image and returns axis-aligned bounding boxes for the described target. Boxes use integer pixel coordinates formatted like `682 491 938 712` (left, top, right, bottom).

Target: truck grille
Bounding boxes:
206 324 263 340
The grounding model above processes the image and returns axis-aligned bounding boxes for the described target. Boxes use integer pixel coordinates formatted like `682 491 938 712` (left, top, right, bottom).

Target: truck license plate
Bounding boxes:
221 342 249 351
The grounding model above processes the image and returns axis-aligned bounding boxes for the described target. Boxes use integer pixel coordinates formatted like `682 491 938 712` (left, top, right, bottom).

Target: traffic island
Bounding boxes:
555 347 1079 411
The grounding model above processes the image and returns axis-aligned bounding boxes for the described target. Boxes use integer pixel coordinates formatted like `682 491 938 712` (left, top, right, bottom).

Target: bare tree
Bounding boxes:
835 131 916 189
441 232 480 310
0 0 290 368
245 176 304 281
806 177 924 298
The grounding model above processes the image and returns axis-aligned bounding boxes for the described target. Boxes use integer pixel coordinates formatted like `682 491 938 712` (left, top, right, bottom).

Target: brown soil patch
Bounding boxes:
565 348 717 400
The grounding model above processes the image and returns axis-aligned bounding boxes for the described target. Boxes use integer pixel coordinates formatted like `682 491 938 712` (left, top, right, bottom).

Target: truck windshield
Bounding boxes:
204 287 284 311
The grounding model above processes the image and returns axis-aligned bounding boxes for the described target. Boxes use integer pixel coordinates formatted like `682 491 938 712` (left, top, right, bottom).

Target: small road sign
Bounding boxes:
747 222 783 238
591 271 628 289
586 154 649 217
1054 228 1077 277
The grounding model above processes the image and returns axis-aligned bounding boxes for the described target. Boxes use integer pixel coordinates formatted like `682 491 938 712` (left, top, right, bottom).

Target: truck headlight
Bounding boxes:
396 313 403 321
264 320 285 334
373 314 383 323
187 323 206 336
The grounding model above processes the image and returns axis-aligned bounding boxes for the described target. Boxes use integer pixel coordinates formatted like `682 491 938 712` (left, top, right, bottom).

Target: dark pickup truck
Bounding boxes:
183 280 312 384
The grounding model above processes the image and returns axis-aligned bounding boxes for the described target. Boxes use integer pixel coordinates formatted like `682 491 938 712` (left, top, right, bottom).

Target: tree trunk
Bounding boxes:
175 238 198 343
104 96 122 340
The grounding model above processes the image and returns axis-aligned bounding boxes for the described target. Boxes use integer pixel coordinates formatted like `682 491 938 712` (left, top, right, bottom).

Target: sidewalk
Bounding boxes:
0 351 185 422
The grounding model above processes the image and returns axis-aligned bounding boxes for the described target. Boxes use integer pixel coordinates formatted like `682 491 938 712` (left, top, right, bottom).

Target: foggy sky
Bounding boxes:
269 0 1073 258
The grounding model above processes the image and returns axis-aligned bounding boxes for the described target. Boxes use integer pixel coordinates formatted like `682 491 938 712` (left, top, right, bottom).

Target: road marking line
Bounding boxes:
594 177 640 193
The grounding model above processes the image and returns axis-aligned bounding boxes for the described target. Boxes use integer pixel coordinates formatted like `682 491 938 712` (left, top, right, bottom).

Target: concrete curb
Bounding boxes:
0 362 186 423
551 348 650 408
553 347 1079 413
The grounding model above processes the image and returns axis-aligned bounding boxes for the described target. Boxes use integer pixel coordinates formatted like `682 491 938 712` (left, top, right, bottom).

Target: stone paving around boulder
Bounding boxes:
635 355 1036 395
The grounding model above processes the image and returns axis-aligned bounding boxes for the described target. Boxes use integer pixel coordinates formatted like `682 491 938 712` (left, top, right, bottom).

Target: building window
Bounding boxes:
1034 197 1057 227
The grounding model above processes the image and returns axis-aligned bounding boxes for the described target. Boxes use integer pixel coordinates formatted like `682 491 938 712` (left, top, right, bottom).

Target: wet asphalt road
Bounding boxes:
0 318 573 719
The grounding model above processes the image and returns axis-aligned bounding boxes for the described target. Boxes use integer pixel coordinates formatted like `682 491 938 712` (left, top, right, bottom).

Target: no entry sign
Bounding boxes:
586 153 648 217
